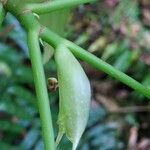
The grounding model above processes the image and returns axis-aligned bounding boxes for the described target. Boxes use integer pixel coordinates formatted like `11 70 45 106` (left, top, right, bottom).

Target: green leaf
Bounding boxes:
112 0 139 28
142 73 150 88
6 85 36 106
0 120 23 133
0 98 34 119
102 43 118 61
0 43 23 71
5 13 28 54
14 66 33 84
0 141 20 150
113 50 132 72
20 129 40 149
0 61 12 77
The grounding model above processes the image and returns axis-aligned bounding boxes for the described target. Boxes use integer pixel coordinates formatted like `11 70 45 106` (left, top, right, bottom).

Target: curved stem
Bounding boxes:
40 28 150 98
67 42 150 98
28 0 97 14
27 30 55 150
0 3 5 26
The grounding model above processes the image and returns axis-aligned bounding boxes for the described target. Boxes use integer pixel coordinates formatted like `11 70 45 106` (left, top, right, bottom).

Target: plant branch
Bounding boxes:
28 0 97 14
67 42 150 98
40 27 150 98
27 30 55 150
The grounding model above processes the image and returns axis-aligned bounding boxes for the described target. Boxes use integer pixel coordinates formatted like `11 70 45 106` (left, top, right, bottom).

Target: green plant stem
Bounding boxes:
40 27 150 98
40 27 63 48
27 30 55 150
67 42 150 98
0 3 5 26
28 0 97 14
3 1 55 148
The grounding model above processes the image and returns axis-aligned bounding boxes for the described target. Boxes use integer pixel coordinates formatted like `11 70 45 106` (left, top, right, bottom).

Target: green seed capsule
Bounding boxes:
55 45 91 150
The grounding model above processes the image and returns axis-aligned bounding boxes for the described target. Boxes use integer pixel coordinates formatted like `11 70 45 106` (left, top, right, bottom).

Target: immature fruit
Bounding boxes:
55 45 91 150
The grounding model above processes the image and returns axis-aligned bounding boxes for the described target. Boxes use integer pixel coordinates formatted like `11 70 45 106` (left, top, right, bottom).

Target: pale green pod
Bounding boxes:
55 45 91 150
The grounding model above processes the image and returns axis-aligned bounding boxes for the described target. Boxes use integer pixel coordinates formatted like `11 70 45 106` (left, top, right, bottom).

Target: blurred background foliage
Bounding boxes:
0 0 150 149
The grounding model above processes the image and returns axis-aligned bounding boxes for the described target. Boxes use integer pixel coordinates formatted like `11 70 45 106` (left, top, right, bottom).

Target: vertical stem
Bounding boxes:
27 30 55 150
